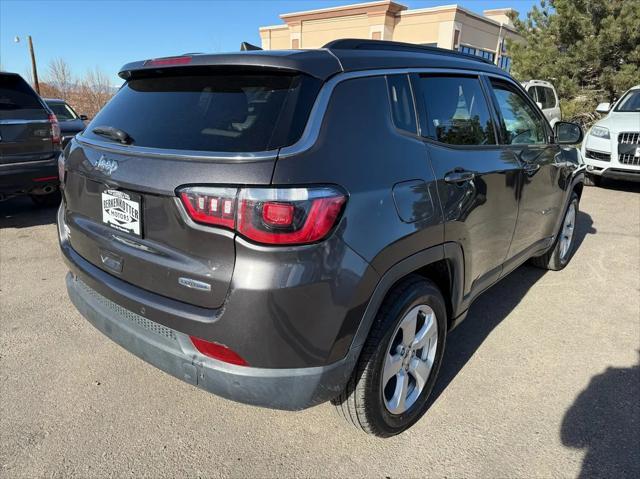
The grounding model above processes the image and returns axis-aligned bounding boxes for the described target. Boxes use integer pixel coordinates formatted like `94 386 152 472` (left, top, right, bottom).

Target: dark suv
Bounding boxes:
59 40 585 437
1 72 62 205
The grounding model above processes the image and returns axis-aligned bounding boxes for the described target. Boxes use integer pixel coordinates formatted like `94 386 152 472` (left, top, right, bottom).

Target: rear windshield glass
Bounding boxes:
47 102 78 121
83 72 321 152
0 75 43 114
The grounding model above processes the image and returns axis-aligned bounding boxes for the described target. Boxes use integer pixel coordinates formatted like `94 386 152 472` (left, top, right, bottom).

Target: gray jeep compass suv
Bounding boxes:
58 40 585 437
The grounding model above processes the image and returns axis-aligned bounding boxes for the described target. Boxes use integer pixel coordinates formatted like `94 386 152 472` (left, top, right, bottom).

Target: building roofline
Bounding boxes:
259 24 289 31
280 0 405 19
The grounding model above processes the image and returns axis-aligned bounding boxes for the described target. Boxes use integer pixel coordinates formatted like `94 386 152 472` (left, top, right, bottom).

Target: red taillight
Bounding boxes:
189 336 248 366
179 187 237 229
262 202 294 227
178 186 346 246
145 56 192 67
48 113 61 145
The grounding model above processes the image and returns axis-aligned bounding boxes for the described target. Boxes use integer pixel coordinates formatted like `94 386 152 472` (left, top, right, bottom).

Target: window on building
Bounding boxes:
418 75 496 145
387 74 417 134
498 55 512 72
490 81 546 145
458 45 495 62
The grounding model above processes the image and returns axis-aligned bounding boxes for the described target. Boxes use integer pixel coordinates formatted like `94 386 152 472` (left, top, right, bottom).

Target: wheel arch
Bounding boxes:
349 242 465 359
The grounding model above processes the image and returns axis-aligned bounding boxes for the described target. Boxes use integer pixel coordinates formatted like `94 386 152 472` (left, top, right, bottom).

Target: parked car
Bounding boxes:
58 40 585 437
0 72 61 206
44 98 87 147
521 80 561 127
581 85 640 185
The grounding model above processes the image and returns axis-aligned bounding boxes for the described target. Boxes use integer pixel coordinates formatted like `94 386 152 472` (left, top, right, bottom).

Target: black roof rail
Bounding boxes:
323 38 496 65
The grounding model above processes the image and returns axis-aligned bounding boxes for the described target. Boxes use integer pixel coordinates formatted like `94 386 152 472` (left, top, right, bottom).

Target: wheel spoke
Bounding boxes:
387 370 409 414
412 311 435 350
410 357 431 390
382 352 403 386
399 308 418 347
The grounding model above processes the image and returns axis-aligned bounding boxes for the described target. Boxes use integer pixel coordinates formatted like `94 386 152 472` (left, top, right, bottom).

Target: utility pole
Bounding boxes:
28 35 40 94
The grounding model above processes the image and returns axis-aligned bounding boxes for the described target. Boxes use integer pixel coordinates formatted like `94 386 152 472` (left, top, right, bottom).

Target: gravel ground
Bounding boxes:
1 180 638 478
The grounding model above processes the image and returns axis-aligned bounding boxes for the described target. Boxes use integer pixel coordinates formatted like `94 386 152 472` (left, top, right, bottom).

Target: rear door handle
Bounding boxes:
444 169 476 183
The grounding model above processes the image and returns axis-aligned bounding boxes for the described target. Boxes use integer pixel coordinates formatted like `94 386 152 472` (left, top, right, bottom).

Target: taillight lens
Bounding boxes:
178 186 346 245
190 336 248 366
48 113 61 145
179 187 238 230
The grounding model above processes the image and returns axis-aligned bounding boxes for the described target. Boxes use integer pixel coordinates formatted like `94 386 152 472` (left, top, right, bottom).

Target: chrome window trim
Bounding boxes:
75 135 279 163
76 67 512 161
0 119 49 125
279 67 511 158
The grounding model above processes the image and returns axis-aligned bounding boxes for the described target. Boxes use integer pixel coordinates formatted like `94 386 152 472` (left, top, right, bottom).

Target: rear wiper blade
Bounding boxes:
92 126 134 145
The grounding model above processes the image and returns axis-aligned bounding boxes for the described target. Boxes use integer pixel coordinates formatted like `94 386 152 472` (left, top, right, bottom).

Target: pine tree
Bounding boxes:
508 0 639 122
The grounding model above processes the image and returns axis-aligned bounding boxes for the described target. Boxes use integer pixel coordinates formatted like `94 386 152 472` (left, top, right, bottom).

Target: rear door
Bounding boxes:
487 78 564 262
0 73 55 165
62 69 321 309
412 73 520 300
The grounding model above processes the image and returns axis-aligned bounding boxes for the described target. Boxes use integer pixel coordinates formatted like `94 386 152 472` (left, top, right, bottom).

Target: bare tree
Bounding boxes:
78 67 113 118
47 58 75 99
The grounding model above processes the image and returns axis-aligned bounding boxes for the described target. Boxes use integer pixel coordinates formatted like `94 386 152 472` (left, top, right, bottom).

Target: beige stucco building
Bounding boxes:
259 1 520 70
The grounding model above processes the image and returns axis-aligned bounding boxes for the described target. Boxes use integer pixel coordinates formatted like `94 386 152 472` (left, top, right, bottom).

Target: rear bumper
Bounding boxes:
0 157 59 198
66 272 355 410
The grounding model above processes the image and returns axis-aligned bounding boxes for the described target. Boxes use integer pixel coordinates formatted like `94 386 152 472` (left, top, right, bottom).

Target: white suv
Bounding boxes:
581 85 640 186
521 80 561 127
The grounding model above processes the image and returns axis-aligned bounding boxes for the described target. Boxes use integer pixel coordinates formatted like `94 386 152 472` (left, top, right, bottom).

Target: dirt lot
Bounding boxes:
1 181 638 478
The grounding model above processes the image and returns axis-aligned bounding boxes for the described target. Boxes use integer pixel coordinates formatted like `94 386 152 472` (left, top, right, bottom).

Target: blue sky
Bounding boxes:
0 0 537 85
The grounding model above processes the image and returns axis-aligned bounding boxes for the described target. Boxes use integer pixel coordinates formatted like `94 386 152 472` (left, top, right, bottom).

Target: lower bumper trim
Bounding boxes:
66 273 355 410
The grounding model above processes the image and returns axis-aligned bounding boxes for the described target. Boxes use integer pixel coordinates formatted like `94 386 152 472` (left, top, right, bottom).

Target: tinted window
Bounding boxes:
418 75 496 145
533 86 555 109
47 102 78 121
543 87 556 108
387 74 417 134
614 89 640 112
0 74 43 113
491 82 546 145
83 73 320 153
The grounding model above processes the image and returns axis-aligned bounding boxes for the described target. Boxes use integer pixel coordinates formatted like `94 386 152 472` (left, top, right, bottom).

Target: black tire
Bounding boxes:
332 275 447 437
531 192 579 271
584 173 601 187
30 190 61 208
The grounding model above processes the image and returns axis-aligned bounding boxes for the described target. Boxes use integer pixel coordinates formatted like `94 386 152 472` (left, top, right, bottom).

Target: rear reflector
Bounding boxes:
33 176 58 182
178 186 346 245
189 336 248 366
145 56 192 67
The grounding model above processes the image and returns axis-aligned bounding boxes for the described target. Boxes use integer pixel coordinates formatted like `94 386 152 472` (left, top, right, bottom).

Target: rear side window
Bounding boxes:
83 72 321 153
386 74 417 134
532 86 556 109
543 87 556 108
417 75 496 146
0 74 43 116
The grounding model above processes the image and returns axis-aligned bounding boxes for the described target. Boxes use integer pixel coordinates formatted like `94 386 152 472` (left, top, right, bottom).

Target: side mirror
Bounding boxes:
595 102 610 114
554 121 583 145
536 101 543 110
80 114 88 121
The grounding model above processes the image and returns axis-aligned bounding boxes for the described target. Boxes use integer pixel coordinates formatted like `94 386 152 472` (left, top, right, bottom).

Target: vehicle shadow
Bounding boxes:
560 358 640 478
0 197 59 229
597 179 640 193
429 209 596 405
